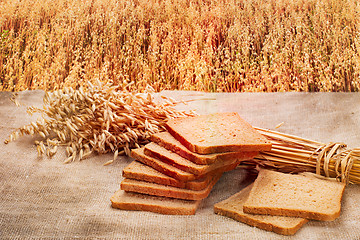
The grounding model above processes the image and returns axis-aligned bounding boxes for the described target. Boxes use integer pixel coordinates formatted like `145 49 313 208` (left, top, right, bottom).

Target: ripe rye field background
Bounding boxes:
0 0 359 92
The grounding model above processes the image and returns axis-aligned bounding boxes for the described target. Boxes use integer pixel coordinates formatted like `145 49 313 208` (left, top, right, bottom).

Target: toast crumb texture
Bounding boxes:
165 112 272 154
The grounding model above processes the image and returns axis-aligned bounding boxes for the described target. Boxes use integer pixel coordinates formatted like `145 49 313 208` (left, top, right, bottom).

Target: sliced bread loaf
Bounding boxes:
165 112 272 154
131 147 196 181
243 169 346 221
120 172 222 200
111 190 201 215
144 142 249 176
131 147 240 182
151 131 258 165
122 161 215 190
214 184 308 236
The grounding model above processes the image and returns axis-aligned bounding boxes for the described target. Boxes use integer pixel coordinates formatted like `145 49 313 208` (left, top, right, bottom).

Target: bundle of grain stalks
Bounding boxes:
241 127 360 184
4 81 196 165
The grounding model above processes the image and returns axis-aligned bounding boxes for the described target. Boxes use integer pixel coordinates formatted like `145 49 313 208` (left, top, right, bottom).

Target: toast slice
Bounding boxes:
151 131 259 165
165 112 272 154
111 190 201 215
120 172 222 200
144 142 254 176
214 184 308 236
123 161 215 190
243 169 346 221
131 147 240 182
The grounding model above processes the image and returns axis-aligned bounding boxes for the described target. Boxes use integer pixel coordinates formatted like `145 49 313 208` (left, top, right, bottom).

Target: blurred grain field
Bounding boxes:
0 0 359 92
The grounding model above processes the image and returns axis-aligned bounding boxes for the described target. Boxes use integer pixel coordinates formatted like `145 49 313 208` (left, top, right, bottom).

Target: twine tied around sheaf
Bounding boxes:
312 143 359 184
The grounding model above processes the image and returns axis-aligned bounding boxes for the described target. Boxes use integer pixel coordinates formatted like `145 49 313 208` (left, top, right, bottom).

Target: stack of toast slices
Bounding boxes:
111 112 272 215
214 168 346 235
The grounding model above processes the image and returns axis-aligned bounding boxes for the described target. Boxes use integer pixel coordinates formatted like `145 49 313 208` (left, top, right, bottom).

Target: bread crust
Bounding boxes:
111 190 200 215
144 142 252 176
123 161 214 190
151 131 258 165
131 147 196 181
131 147 240 182
120 173 222 200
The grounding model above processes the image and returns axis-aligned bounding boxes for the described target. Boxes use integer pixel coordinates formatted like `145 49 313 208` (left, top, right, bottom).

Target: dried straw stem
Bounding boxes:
244 127 360 184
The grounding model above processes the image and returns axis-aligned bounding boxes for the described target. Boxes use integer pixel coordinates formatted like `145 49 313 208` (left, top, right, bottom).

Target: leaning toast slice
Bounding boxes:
243 169 346 221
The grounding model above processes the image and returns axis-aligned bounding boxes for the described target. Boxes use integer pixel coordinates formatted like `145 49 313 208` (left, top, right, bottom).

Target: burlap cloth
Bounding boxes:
1 90 360 239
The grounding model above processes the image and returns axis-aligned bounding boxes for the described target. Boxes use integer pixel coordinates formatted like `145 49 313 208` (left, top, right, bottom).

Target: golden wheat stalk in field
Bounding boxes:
0 0 359 92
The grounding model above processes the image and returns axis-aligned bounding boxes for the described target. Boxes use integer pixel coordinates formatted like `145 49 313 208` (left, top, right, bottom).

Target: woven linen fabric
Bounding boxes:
1 90 360 239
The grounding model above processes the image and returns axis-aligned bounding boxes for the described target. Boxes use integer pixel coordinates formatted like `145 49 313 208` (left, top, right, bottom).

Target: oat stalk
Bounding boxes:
5 81 196 164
